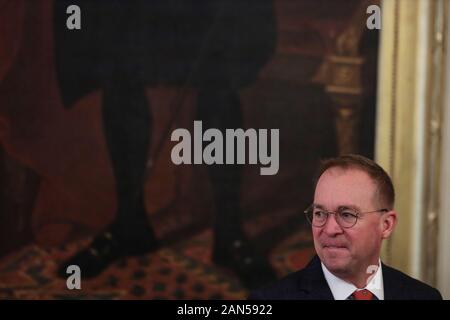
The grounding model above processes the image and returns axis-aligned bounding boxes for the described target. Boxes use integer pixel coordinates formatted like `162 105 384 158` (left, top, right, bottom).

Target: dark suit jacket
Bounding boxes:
249 255 443 300
53 0 276 108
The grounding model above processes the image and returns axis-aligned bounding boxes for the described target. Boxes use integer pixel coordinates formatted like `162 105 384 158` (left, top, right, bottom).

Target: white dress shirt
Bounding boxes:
321 260 384 300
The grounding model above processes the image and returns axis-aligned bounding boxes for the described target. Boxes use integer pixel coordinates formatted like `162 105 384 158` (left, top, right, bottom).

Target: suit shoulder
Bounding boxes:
248 269 307 300
383 265 443 300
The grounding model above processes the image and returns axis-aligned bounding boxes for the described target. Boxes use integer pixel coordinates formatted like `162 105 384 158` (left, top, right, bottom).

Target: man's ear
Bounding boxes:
381 210 397 239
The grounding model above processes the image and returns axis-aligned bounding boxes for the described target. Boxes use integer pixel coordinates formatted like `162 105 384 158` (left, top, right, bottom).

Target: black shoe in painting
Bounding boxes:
57 223 159 279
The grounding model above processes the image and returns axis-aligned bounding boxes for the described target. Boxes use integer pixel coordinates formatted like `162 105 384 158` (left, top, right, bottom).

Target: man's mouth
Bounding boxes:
323 245 347 249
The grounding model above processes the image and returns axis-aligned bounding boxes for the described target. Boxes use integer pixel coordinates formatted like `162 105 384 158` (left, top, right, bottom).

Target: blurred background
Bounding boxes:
0 0 449 299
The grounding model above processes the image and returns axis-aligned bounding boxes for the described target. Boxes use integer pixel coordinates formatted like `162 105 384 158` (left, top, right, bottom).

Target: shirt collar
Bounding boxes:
321 260 384 300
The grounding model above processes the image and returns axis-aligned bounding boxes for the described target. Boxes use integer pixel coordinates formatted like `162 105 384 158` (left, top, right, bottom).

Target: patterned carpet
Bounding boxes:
0 228 315 300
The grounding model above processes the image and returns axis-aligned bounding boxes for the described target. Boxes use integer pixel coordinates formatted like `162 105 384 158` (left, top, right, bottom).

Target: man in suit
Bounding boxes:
54 0 277 289
250 154 442 300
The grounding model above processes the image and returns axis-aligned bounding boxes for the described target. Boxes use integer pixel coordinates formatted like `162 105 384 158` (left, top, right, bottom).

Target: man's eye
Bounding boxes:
341 211 357 219
314 211 326 218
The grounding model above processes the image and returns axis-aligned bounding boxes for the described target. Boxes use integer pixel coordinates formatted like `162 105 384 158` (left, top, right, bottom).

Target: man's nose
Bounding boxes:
323 213 344 236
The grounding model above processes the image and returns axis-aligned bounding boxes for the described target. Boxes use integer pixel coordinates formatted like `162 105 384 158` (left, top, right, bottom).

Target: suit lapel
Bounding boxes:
297 255 334 300
382 263 405 300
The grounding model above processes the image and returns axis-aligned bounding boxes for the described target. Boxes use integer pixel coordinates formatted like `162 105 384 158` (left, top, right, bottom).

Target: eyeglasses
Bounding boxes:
304 204 389 229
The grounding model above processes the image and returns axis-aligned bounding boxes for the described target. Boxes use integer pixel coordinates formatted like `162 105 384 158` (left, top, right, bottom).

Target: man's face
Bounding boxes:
312 167 396 279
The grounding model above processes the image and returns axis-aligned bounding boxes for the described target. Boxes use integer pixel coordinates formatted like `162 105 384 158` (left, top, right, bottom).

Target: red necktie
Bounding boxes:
352 289 374 300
